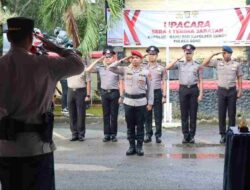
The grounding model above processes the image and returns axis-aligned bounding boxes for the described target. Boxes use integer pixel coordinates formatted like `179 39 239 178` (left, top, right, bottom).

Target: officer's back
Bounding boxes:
0 17 84 156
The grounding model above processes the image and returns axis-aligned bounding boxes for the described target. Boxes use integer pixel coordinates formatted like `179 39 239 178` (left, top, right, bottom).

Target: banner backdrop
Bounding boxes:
107 7 250 47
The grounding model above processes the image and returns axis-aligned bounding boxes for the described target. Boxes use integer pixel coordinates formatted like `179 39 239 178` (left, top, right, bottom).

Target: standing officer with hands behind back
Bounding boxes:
202 46 243 144
166 44 203 144
144 46 167 144
0 17 84 190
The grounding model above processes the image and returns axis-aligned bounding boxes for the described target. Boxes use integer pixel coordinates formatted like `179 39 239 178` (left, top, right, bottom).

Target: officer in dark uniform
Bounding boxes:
0 17 83 190
86 46 124 142
144 46 167 144
202 46 243 143
166 44 203 143
108 50 154 156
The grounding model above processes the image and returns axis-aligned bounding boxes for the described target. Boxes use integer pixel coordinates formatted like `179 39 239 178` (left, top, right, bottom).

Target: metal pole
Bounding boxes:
163 0 180 128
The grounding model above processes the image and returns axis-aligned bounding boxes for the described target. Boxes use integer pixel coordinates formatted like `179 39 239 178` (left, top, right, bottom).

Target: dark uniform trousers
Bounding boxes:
101 89 120 137
124 104 146 142
145 89 162 138
218 87 237 135
0 152 55 190
60 79 68 110
67 87 87 138
179 85 199 139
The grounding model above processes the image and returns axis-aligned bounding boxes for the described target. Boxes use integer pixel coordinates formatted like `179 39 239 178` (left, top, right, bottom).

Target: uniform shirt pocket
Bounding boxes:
137 76 146 90
125 75 133 86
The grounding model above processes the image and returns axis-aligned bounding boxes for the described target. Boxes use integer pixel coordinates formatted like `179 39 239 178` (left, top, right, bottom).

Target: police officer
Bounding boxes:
144 46 167 144
0 17 83 190
108 50 154 156
166 44 203 143
202 46 243 144
67 51 91 141
86 46 123 142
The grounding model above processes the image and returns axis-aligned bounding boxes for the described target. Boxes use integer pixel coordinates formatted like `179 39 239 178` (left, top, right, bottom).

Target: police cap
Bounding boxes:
103 46 115 57
222 46 233 54
7 17 34 33
182 44 196 53
146 46 160 54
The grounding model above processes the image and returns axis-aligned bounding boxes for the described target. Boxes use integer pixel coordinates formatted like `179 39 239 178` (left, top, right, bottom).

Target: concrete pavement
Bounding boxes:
53 118 225 190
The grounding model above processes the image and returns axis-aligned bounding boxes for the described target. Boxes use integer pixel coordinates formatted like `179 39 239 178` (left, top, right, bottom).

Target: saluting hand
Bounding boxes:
34 34 62 53
178 54 185 61
213 52 224 56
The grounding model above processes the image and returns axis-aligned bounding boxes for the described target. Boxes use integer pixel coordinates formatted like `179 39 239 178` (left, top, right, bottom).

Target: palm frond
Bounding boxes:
40 0 77 29
107 0 123 19
106 0 123 30
78 2 99 55
64 7 80 47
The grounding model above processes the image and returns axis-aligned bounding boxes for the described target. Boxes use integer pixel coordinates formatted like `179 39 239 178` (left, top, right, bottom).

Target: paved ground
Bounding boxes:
53 117 225 190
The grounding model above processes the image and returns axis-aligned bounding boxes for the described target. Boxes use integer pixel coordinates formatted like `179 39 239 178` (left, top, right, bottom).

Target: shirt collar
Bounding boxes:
148 62 158 69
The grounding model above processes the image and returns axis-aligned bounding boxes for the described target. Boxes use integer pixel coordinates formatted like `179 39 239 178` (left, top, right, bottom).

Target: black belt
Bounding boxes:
125 93 146 99
0 117 43 133
218 86 236 90
69 87 86 91
154 89 162 92
180 84 198 89
101 89 118 93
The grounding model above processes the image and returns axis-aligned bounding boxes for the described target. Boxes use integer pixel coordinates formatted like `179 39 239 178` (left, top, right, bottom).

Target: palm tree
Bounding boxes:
0 2 16 55
40 0 123 55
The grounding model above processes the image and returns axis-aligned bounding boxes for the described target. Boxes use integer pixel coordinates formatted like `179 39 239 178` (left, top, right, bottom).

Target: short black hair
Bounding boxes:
7 30 33 44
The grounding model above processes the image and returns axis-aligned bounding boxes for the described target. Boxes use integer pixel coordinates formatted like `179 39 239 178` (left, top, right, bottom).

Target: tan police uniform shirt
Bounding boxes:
91 64 123 90
0 47 84 157
108 62 154 106
208 60 243 88
172 60 202 85
67 62 91 89
146 63 167 90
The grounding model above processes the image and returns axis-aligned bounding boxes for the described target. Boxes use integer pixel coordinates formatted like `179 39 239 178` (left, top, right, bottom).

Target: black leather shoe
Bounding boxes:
144 136 152 143
78 136 85 141
103 136 110 142
111 136 118 142
126 147 136 156
189 137 195 144
156 137 162 143
70 136 78 141
136 147 144 156
182 137 189 144
220 135 226 144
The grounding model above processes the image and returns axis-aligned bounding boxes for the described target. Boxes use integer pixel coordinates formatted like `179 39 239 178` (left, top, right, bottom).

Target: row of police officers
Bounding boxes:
83 43 243 156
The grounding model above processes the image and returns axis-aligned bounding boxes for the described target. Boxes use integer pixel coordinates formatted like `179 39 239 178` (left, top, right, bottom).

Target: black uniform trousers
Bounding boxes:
179 85 199 139
218 87 237 135
0 152 55 190
124 104 146 141
67 87 87 138
101 89 120 137
145 89 163 138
